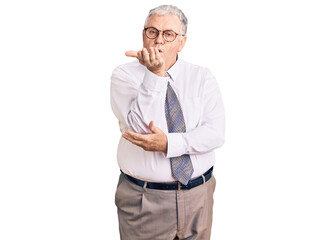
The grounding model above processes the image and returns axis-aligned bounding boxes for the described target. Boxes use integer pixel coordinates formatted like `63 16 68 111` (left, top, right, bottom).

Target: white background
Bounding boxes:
1 0 335 239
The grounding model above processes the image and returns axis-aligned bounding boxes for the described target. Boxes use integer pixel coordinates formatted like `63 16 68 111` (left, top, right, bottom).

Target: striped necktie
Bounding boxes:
165 81 194 185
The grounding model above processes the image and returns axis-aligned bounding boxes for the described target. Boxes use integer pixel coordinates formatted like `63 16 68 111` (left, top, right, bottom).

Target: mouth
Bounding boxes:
158 49 163 53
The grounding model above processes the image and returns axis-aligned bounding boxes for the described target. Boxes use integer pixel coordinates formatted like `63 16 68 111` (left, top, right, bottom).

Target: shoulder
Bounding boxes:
179 59 214 80
179 59 212 76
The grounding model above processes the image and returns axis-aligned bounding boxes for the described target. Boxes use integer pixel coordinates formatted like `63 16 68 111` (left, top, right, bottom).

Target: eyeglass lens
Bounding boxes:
145 27 176 42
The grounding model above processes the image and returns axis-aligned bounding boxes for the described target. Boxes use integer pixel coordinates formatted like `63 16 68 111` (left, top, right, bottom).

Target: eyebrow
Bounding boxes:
145 26 179 32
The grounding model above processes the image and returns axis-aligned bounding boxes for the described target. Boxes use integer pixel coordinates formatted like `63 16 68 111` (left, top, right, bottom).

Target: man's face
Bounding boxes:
143 14 187 70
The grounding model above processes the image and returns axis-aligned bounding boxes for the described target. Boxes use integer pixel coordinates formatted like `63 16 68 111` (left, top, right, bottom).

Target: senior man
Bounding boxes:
110 5 225 240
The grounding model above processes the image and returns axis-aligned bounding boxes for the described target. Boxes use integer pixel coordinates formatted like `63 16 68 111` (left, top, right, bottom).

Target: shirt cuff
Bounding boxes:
166 133 186 158
142 69 169 92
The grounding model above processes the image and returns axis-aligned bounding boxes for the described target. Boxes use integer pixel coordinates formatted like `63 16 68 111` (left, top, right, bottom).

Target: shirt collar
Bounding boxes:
166 58 181 82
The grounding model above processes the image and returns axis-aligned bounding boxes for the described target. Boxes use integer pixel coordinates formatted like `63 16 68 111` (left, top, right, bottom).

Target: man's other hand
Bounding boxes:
125 48 167 77
122 121 168 153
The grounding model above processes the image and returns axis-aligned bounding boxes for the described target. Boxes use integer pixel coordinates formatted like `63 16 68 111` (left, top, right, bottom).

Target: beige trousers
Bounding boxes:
115 172 216 240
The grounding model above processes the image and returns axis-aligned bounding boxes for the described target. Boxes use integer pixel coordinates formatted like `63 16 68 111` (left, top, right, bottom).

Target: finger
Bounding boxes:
122 131 135 140
125 50 138 58
122 132 151 150
149 121 163 134
124 130 147 141
148 121 155 133
122 131 141 142
149 47 156 64
137 51 144 64
123 133 140 143
142 48 150 65
122 130 137 139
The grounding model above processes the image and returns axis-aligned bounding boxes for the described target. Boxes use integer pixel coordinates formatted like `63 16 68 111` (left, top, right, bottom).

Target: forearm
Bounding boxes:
166 118 225 157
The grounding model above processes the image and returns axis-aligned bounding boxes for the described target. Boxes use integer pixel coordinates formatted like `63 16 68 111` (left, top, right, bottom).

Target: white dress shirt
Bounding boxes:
110 58 225 182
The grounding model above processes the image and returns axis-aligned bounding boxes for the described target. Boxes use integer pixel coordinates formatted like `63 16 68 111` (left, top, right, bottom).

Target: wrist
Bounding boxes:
152 70 167 77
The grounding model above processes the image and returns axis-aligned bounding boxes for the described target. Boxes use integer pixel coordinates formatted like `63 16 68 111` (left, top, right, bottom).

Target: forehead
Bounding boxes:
145 14 182 31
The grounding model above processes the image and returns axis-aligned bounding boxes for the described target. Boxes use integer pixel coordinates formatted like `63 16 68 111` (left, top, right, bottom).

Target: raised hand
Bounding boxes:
125 47 167 77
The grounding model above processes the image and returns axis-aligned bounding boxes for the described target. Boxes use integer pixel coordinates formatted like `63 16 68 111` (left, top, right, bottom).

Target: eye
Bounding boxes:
164 31 175 37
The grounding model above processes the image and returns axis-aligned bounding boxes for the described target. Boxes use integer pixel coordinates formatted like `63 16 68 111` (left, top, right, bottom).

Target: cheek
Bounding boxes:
166 45 180 55
143 39 150 48
143 37 154 48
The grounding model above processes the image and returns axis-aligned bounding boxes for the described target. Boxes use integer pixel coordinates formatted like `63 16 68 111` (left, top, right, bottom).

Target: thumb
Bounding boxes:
125 50 138 58
149 121 158 133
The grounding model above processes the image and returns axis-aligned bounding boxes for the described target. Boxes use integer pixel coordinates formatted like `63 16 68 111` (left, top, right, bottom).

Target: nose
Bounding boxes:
155 31 165 44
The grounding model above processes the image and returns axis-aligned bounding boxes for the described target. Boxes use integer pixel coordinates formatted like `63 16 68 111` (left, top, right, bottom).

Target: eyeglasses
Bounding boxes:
144 27 185 42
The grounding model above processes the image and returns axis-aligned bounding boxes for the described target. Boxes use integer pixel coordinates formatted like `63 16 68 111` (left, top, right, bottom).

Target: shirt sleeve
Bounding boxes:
166 68 225 157
110 64 169 134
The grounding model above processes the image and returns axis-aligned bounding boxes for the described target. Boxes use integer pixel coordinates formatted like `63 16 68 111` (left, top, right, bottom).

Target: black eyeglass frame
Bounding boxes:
144 27 185 42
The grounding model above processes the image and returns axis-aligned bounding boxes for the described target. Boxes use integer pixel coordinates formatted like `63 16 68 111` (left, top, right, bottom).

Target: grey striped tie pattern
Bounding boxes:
165 81 194 185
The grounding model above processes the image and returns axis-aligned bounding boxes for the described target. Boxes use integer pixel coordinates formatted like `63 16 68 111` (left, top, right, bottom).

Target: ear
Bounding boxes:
178 35 187 52
142 29 146 41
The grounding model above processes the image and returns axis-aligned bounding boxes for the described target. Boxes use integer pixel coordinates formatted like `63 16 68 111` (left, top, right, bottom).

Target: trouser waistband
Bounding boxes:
122 167 213 190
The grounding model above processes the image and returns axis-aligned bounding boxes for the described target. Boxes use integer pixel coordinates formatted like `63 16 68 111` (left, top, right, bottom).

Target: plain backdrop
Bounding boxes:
1 0 335 239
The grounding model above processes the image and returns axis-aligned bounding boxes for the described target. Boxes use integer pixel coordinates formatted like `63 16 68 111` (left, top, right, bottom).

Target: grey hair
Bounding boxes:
144 5 188 34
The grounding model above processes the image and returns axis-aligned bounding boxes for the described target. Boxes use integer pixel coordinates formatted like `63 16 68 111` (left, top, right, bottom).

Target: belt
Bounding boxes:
122 167 213 190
